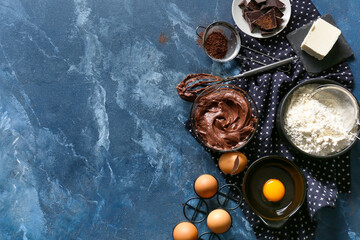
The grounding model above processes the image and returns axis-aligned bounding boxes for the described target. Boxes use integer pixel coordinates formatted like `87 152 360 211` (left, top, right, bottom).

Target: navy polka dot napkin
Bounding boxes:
187 0 354 239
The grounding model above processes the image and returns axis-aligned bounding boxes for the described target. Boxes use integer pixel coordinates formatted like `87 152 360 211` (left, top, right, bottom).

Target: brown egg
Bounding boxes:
172 221 198 240
218 152 248 175
207 209 232 234
194 174 218 198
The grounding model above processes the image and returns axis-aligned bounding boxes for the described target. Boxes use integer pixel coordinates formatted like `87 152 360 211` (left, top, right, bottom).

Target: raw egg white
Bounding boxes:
194 174 218 198
218 152 248 175
207 209 232 234
173 221 198 240
263 179 285 202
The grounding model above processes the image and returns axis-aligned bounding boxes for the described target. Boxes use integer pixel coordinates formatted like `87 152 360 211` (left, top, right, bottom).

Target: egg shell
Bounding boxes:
218 152 248 175
207 209 232 234
194 174 218 198
173 221 198 240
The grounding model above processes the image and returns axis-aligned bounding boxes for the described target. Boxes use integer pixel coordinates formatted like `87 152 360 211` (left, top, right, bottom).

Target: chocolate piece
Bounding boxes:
194 88 256 151
261 0 285 10
245 10 263 22
276 16 284 27
242 8 250 18
238 0 247 8
246 0 260 11
245 10 263 32
245 17 255 32
260 0 277 8
260 5 270 11
240 0 286 34
261 29 275 35
272 7 284 17
254 8 277 30
276 0 285 9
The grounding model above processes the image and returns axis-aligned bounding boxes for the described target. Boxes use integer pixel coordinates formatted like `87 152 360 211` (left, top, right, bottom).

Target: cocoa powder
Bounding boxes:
158 33 167 44
204 32 228 59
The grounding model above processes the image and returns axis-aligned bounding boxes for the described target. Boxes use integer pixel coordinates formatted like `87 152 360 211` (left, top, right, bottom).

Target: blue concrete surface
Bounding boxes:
0 0 358 239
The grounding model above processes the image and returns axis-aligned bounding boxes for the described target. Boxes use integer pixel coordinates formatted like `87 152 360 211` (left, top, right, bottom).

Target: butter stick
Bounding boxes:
301 18 341 60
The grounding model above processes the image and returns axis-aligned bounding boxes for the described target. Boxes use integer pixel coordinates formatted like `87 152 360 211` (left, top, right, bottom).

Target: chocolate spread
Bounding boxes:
193 87 256 151
176 73 222 102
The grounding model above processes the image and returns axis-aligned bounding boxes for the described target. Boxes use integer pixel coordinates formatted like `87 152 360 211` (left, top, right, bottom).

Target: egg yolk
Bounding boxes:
263 179 285 202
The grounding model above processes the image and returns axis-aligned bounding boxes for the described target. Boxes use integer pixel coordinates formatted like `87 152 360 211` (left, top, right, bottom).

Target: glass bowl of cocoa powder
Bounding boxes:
196 21 241 63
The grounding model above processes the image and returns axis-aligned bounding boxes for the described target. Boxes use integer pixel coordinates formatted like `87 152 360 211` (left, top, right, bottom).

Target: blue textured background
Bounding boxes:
0 0 358 239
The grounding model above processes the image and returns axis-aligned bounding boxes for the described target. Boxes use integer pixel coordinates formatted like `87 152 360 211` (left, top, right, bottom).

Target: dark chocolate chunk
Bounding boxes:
254 8 277 30
245 10 263 22
244 14 255 32
246 0 260 11
276 17 284 27
238 0 247 8
245 10 263 32
261 0 278 8
276 0 286 9
261 0 285 10
272 7 284 17
261 29 275 35
255 0 267 4
242 8 250 18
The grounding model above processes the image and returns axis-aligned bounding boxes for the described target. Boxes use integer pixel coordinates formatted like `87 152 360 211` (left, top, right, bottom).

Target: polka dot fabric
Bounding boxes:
186 0 354 239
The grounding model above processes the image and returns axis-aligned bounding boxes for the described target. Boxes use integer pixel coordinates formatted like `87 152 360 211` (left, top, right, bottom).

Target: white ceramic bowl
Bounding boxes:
232 0 292 38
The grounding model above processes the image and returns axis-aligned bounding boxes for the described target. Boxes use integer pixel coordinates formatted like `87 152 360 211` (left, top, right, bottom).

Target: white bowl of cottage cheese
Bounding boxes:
277 79 360 158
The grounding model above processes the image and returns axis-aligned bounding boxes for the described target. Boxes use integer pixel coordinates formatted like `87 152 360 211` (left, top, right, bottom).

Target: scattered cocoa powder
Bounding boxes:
196 31 205 47
158 33 167 44
204 32 228 59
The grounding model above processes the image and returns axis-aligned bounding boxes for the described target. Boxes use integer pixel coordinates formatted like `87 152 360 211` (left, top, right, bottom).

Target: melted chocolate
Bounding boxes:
176 73 222 102
193 87 256 151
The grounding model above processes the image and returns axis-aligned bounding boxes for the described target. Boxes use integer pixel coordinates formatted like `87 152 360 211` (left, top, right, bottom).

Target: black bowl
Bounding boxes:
276 78 360 159
242 156 306 228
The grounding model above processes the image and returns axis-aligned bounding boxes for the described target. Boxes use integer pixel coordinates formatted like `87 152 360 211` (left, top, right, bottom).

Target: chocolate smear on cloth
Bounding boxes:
193 87 256 151
179 0 354 238
204 32 228 59
254 8 277 30
176 73 222 102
